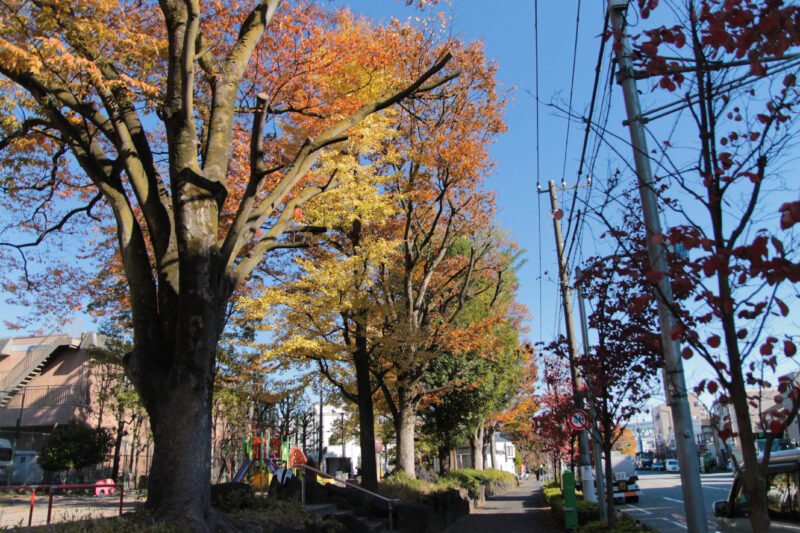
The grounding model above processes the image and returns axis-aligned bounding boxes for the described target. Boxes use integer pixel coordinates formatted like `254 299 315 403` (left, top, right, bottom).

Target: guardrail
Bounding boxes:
298 464 398 531
0 483 124 527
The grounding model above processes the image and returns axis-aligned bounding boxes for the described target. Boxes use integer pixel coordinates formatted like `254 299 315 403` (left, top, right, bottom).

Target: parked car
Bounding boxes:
665 459 680 472
651 460 665 471
714 448 800 532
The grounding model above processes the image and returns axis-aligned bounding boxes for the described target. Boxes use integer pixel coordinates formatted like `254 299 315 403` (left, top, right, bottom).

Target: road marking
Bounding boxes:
702 487 730 491
657 517 688 529
663 497 684 503
625 505 653 515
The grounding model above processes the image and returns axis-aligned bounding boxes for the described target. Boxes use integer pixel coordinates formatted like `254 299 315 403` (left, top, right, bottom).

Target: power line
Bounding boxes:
535 0 543 343
559 0 582 199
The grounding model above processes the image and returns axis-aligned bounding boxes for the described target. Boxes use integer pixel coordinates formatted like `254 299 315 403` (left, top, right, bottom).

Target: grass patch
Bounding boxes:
4 516 189 533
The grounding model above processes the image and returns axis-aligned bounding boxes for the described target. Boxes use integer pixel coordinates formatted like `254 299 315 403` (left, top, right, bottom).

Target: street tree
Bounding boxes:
0 1 456 528
575 224 664 526
624 1 800 529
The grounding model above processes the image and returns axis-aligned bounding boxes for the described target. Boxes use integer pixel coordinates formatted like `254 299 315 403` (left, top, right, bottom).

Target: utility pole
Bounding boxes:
538 179 596 503
575 268 607 521
608 1 708 531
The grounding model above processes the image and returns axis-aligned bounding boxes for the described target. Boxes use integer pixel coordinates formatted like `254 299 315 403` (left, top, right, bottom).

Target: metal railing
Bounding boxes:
0 483 124 527
299 464 398 531
0 333 68 393
3 383 89 409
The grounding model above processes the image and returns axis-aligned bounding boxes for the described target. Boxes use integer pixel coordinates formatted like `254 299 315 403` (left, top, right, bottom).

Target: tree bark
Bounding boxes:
354 333 379 491
470 425 485 470
438 445 452 475
488 427 497 470
395 387 417 478
718 272 770 532
603 443 616 528
111 417 126 481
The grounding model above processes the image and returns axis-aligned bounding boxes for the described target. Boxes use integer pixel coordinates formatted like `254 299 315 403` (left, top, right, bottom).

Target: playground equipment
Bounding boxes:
234 434 306 489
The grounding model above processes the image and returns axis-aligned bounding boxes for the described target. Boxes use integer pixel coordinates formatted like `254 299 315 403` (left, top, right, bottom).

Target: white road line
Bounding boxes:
658 517 689 529
625 504 653 515
702 487 730 491
663 497 684 503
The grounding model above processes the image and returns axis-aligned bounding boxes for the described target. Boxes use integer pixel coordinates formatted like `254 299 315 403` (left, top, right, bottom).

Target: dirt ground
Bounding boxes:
0 490 146 529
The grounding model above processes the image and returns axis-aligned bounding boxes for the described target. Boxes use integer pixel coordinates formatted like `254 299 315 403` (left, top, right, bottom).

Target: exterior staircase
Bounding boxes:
0 332 73 408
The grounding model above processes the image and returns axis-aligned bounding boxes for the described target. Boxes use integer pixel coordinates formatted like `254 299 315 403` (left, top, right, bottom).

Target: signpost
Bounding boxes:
569 410 589 431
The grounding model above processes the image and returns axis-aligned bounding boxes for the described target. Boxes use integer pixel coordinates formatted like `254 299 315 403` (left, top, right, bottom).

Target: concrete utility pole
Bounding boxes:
539 179 596 503
608 1 708 531
575 268 607 521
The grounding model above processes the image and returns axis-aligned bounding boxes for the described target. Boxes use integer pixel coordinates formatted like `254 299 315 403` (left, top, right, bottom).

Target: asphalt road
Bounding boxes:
620 470 734 533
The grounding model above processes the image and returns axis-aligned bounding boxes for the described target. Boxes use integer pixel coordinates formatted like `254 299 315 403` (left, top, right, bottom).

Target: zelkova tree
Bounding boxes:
0 1 456 528
371 42 507 477
620 1 800 530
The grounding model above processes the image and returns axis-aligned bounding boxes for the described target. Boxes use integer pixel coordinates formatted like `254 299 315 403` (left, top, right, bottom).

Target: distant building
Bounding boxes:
0 331 151 485
304 403 362 477
711 381 800 464
651 394 713 457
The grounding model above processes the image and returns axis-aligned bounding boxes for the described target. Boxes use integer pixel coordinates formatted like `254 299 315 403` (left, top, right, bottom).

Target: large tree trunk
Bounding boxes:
395 387 417 478
488 426 497 470
354 328 379 491
144 373 214 527
470 425 485 470
438 445 452 475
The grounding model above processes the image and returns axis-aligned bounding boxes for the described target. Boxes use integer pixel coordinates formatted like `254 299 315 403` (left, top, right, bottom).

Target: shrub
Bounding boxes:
379 471 441 503
441 471 482 499
577 499 600 525
39 419 113 473
232 497 345 532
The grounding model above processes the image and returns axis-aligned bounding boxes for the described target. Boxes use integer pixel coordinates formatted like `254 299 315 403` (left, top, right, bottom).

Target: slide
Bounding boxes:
233 458 255 483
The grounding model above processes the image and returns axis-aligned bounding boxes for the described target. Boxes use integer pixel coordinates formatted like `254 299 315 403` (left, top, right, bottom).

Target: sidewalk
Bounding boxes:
448 478 560 533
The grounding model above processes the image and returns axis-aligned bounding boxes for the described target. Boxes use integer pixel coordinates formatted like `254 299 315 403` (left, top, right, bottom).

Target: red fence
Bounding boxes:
0 483 124 527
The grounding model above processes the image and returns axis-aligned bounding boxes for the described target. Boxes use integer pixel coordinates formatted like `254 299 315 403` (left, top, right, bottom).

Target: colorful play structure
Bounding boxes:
233 434 307 489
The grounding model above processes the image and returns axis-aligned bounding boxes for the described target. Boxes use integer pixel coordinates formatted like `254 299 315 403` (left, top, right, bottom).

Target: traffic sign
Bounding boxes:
569 409 589 431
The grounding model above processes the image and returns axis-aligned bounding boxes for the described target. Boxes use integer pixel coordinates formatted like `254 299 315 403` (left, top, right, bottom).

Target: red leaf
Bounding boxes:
554 209 564 220
761 343 774 356
785 341 797 357
708 381 719 394
646 270 665 283
669 324 684 341
652 233 664 245
707 335 721 348
737 329 747 339
681 347 693 359
770 420 784 434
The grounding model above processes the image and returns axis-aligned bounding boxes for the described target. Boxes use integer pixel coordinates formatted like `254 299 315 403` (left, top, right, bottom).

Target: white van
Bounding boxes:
665 459 680 472
713 448 800 532
0 439 12 481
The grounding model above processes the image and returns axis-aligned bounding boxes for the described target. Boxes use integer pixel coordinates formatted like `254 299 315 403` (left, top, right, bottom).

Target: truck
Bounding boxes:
606 451 640 503
635 451 653 470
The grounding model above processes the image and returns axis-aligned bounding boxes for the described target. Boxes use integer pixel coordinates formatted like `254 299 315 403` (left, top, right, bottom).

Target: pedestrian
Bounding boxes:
535 466 540 481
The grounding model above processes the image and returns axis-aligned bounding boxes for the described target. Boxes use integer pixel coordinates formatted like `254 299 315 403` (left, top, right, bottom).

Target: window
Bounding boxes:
505 444 514 460
0 448 10 461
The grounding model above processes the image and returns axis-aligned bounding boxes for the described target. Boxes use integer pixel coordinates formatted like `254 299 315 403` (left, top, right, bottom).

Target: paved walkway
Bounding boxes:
448 479 560 533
